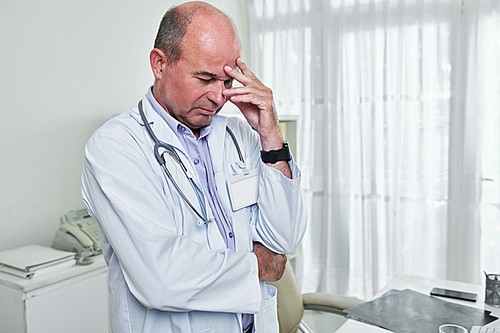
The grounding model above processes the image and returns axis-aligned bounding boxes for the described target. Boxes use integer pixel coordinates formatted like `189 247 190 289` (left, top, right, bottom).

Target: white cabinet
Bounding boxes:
0 255 109 333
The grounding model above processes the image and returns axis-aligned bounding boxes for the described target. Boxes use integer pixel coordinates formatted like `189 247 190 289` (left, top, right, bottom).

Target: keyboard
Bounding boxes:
471 327 500 333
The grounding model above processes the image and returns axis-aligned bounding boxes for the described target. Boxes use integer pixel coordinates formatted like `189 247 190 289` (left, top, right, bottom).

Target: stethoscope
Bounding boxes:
138 100 246 224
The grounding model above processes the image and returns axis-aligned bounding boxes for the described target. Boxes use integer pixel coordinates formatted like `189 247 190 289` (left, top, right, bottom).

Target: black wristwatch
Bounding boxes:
260 142 292 164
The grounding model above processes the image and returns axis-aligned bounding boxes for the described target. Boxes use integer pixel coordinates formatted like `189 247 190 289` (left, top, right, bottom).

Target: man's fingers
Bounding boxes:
236 58 252 77
223 79 272 100
224 58 258 86
226 93 266 109
224 65 251 85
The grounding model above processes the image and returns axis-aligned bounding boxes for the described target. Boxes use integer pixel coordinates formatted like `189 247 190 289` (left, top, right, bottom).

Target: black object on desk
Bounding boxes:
344 289 498 333
430 287 478 302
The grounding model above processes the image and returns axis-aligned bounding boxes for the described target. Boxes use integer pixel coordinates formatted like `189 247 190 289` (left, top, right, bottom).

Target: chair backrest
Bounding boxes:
267 260 304 333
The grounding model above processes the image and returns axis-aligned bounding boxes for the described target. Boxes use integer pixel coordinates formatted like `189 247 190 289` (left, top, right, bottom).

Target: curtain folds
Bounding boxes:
247 0 500 300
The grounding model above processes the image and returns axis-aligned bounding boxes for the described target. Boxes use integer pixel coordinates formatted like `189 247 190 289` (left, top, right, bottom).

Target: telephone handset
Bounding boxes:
60 221 94 248
52 209 102 265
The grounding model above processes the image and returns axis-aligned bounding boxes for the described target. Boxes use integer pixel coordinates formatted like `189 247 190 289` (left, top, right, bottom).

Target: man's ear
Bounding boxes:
150 48 166 79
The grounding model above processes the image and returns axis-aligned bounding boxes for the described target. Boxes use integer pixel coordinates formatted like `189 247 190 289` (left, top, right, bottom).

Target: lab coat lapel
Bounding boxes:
207 115 234 217
204 116 230 251
206 116 227 175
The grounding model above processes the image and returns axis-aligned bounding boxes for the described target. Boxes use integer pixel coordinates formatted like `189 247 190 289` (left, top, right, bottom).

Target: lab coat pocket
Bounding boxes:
255 284 279 333
227 161 243 176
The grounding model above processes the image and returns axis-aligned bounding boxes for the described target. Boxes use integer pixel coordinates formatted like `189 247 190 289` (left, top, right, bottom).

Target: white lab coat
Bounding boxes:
81 94 307 333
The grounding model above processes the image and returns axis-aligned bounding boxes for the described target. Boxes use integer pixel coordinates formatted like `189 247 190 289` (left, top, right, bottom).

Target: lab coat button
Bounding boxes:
197 220 205 226
193 159 200 165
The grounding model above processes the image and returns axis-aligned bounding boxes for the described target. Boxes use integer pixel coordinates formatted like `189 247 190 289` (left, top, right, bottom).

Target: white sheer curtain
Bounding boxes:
247 0 500 300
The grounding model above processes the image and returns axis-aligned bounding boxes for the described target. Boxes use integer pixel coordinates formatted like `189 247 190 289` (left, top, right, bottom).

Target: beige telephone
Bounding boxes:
52 209 102 265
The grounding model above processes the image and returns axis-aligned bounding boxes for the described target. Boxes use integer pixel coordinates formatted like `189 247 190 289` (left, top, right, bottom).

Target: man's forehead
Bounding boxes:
178 13 241 78
181 10 241 57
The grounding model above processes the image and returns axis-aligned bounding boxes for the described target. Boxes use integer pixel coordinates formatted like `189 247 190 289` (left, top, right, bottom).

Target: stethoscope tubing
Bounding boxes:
138 100 244 223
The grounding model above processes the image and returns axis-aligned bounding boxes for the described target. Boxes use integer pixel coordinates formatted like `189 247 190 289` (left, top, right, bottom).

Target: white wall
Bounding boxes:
0 0 249 251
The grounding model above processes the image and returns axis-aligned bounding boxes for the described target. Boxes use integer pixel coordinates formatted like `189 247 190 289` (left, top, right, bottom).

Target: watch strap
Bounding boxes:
261 142 292 164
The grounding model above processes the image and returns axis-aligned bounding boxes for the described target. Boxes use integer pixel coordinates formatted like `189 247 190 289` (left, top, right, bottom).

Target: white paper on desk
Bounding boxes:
0 244 75 271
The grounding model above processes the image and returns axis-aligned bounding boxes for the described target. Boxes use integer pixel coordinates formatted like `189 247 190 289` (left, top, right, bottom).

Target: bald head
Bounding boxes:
154 1 239 66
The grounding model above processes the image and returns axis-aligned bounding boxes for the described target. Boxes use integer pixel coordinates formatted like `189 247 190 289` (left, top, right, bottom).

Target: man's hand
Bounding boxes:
223 58 292 178
223 58 280 146
252 242 287 282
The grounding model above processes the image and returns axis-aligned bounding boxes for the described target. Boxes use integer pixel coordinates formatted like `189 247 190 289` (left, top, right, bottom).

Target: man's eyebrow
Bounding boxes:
193 70 219 78
193 71 234 81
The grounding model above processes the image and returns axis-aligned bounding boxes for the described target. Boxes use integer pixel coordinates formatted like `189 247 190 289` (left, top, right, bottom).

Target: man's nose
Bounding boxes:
207 81 226 106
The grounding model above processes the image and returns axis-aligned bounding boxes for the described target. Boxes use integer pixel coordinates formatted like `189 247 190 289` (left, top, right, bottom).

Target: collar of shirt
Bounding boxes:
146 87 212 141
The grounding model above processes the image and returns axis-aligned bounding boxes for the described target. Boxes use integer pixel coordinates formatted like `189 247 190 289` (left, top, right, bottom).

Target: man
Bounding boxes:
81 2 307 332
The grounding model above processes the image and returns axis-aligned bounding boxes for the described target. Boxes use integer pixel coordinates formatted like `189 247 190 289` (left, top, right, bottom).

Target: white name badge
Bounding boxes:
226 168 260 211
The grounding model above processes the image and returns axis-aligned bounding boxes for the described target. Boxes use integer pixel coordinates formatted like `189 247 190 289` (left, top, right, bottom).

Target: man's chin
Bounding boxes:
189 115 214 130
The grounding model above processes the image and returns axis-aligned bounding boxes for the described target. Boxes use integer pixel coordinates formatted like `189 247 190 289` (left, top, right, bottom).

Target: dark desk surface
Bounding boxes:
337 273 500 332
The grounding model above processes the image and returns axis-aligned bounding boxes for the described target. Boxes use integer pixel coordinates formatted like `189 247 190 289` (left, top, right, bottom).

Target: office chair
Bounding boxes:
268 261 365 333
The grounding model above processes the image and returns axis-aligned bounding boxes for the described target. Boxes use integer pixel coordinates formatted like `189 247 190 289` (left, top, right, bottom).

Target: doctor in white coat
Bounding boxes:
81 2 307 332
